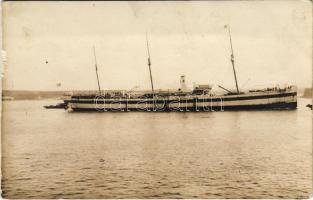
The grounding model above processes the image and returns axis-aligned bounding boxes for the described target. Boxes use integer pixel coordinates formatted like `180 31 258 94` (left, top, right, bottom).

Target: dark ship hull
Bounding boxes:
63 86 297 112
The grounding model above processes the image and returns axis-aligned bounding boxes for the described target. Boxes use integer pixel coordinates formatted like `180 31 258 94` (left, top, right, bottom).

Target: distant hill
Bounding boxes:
302 88 312 98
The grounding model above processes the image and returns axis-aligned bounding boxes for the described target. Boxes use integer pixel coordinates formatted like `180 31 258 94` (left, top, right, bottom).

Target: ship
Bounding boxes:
61 26 297 112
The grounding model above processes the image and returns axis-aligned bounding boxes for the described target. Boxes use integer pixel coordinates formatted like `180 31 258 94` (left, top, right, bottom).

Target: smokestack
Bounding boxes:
180 75 187 92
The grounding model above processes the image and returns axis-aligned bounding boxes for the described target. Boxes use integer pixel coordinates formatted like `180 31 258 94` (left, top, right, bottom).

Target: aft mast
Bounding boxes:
93 46 102 94
225 25 240 94
145 33 155 96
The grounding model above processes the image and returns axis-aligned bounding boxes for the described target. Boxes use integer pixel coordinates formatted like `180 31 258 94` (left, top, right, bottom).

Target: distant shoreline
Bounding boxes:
2 88 312 100
2 90 67 100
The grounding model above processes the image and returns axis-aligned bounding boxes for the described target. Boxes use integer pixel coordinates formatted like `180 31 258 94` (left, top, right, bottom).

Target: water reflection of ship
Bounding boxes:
60 26 297 112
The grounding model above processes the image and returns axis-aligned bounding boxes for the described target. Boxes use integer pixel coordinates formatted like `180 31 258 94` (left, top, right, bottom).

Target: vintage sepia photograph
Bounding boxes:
1 0 312 199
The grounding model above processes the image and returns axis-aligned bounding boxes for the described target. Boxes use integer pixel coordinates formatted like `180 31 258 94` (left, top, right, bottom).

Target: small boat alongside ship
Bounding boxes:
58 26 297 112
2 96 14 101
44 102 68 109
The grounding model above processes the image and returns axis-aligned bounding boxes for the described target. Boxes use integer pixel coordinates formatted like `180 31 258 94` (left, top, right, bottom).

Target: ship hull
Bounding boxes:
65 90 297 112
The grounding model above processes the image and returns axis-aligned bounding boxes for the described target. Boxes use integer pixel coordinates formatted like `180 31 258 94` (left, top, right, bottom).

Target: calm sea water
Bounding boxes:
2 98 312 199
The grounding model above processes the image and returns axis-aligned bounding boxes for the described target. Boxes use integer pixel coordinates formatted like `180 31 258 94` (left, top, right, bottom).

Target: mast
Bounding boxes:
145 33 155 95
93 46 101 94
225 25 240 94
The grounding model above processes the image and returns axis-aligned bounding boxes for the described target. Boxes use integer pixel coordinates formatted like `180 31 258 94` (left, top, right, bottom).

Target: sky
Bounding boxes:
2 1 312 91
